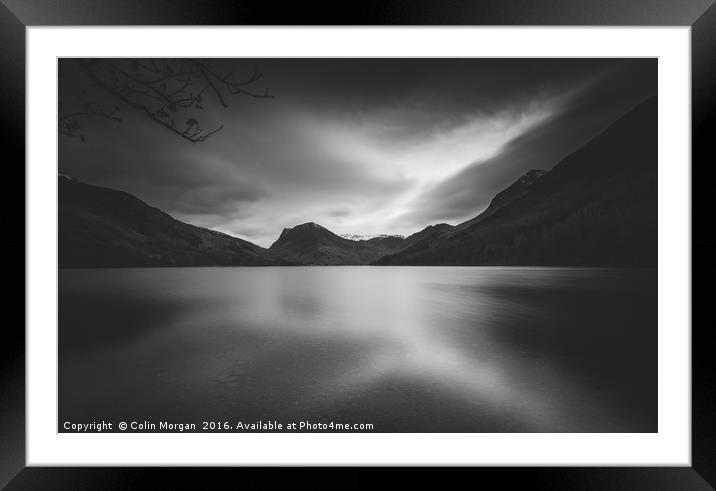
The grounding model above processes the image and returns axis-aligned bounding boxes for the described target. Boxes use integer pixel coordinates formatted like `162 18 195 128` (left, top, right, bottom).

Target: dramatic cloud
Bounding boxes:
59 58 656 247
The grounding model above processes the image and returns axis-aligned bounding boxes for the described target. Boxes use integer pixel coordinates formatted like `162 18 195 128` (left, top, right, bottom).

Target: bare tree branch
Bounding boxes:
59 59 272 143
58 96 122 142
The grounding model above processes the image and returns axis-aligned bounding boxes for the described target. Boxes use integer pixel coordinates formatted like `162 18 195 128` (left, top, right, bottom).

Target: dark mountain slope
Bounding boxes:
377 97 657 266
453 169 546 232
264 222 406 265
59 176 269 267
403 223 454 245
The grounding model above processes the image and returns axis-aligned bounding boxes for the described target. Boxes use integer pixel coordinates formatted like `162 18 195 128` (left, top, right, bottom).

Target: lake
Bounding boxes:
59 267 657 432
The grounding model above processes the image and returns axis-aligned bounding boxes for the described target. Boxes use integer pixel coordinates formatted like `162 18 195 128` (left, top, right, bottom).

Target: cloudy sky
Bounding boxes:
59 58 656 247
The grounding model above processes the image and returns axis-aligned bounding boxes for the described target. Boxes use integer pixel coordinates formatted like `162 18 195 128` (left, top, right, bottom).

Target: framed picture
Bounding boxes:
2 0 713 488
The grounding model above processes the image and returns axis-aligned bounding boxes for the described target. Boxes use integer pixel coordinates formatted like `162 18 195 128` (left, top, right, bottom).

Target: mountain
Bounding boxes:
376 97 657 266
59 176 270 268
385 173 547 260
265 222 407 265
60 97 657 268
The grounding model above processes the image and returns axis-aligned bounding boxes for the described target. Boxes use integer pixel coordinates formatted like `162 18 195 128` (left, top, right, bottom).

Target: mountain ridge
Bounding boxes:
59 96 657 268
59 176 272 268
376 96 657 266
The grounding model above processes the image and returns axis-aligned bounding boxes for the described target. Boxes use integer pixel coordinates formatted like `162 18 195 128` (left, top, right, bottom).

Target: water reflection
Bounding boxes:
59 267 656 432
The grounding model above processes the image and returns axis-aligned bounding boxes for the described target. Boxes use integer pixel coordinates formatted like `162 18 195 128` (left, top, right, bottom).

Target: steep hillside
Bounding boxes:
59 176 269 267
376 97 657 266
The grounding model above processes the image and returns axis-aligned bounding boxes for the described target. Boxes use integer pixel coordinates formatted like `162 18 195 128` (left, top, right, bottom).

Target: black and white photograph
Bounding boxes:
58 57 658 434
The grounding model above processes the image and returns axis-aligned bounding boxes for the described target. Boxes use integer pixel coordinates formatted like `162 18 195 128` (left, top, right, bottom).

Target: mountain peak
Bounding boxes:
293 221 324 230
267 221 408 265
277 221 332 239
272 221 340 249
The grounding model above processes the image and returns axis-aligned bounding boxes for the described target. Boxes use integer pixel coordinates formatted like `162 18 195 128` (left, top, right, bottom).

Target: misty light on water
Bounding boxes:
60 267 656 432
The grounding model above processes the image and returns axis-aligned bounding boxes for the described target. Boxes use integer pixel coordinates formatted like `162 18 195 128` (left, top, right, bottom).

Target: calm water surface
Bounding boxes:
59 267 656 432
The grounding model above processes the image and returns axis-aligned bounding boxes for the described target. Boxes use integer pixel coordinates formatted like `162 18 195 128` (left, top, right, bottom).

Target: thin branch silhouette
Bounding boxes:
59 59 273 143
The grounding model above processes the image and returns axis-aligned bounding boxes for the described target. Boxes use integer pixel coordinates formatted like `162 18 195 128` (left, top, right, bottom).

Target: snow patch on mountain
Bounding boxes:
340 233 405 242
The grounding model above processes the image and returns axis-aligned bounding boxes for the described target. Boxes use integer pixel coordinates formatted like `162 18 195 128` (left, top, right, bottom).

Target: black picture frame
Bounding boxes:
1 0 713 488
